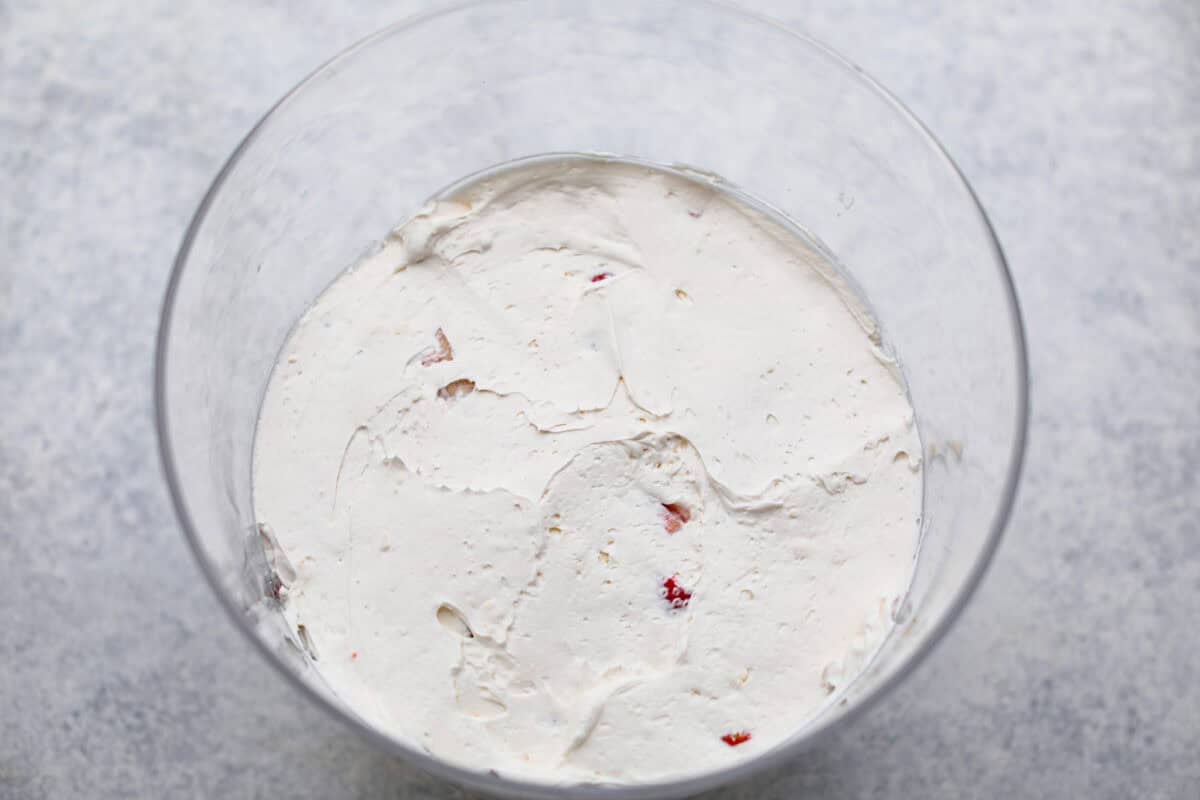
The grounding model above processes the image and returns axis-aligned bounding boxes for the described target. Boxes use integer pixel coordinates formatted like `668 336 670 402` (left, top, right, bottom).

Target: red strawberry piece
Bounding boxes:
590 272 613 283
721 731 751 747
662 576 692 609
661 503 690 534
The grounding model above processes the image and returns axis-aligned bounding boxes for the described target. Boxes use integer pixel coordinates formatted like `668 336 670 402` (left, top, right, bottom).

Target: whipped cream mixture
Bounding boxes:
253 157 922 784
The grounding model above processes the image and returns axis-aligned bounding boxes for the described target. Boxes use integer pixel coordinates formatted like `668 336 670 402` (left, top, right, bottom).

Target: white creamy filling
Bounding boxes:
252 157 922 783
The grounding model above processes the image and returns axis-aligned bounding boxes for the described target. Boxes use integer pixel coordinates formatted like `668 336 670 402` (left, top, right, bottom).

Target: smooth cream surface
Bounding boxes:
253 157 922 783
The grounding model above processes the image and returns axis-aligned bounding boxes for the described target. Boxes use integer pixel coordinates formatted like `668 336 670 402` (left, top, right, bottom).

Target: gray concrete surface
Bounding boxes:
2 1 1198 797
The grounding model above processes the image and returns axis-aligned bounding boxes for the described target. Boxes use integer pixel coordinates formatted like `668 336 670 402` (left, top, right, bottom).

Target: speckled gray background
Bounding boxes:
2 1 1198 798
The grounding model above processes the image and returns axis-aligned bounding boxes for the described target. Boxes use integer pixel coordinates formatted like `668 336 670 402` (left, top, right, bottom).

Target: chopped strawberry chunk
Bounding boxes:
662 576 692 609
661 502 690 534
721 731 751 747
264 573 283 602
590 272 613 283
420 328 453 366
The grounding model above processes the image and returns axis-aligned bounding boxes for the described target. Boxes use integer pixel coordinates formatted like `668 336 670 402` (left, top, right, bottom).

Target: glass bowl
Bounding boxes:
155 1 1029 797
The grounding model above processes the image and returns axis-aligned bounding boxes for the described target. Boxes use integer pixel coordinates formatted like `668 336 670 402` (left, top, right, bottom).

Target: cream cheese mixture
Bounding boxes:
253 156 922 784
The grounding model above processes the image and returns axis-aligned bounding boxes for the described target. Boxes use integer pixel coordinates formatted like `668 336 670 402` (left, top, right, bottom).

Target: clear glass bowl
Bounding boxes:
155 2 1028 797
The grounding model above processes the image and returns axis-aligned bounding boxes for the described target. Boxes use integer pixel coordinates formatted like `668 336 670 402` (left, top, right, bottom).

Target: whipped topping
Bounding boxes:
252 156 922 784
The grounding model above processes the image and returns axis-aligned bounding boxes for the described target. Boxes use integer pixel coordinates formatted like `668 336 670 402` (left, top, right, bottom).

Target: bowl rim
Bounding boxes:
154 1 1030 797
